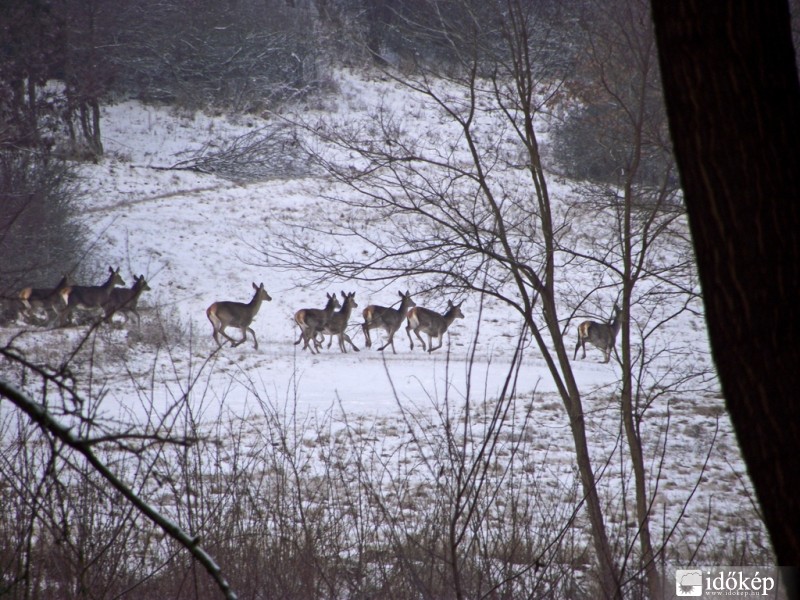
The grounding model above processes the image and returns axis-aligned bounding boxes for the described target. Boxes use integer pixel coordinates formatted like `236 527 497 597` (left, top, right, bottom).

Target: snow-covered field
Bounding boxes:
2 70 769 569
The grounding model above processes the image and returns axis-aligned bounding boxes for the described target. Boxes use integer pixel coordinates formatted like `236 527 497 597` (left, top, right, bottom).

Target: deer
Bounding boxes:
362 290 416 354
293 292 340 354
318 291 360 353
104 274 151 326
18 274 73 327
406 299 465 353
573 304 622 364
64 266 125 324
206 282 271 350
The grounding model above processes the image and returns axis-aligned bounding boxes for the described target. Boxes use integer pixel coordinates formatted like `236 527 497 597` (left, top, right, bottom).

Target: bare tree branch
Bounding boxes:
0 379 238 600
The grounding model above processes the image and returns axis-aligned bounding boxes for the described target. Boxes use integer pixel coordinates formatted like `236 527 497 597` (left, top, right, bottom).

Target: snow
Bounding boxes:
1 69 766 563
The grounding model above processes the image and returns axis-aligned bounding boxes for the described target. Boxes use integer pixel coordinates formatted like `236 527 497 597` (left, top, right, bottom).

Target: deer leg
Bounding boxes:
377 330 394 353
209 314 223 346
231 327 248 347
362 323 372 348
414 329 427 351
305 330 318 353
312 330 324 351
27 312 47 327
39 307 57 328
299 331 309 351
21 307 39 326
301 330 319 354
48 304 68 328
406 324 415 350
575 336 588 360
295 325 314 352
247 326 258 350
344 333 359 352
218 325 241 346
428 333 444 352
428 333 441 353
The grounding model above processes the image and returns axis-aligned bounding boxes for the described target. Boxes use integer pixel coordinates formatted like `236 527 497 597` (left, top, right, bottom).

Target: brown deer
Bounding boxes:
293 293 340 354
64 266 125 324
362 290 416 353
319 291 360 353
104 274 151 326
406 299 465 353
19 274 73 326
206 282 271 349
573 304 622 363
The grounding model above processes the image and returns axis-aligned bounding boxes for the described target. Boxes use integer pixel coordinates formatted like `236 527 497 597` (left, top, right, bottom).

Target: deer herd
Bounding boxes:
4 271 622 363
7 267 151 328
208 285 467 355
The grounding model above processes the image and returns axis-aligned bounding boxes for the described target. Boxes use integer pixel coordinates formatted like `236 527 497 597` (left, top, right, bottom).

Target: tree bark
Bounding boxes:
650 0 800 575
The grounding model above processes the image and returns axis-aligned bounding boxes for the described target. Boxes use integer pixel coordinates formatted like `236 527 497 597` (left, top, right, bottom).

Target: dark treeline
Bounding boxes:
0 0 582 292
1 0 584 154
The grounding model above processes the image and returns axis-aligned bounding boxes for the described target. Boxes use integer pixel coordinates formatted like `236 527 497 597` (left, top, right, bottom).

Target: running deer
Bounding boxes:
294 293 340 354
206 282 271 349
19 274 73 326
573 304 622 364
319 291 360 353
104 274 151 326
406 299 465 353
65 266 125 323
362 290 416 354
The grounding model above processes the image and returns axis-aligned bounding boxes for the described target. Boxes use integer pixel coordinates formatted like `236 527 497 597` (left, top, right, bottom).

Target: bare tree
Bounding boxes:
106 0 324 112
267 1 625 595
0 334 239 599
553 0 717 595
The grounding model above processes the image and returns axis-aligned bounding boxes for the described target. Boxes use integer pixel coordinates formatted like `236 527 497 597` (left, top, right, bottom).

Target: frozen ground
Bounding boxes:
1 69 768 564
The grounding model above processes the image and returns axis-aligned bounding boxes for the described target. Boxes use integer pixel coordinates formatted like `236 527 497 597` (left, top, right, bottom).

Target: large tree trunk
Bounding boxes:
649 0 800 576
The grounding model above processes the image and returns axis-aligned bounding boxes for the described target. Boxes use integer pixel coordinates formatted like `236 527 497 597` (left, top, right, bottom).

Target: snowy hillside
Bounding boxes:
1 69 769 585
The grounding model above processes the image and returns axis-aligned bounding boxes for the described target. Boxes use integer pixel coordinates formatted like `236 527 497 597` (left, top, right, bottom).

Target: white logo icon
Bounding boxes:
676 570 703 596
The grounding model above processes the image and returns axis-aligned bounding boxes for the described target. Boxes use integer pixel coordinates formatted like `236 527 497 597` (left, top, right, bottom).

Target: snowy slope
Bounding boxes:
2 69 766 561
